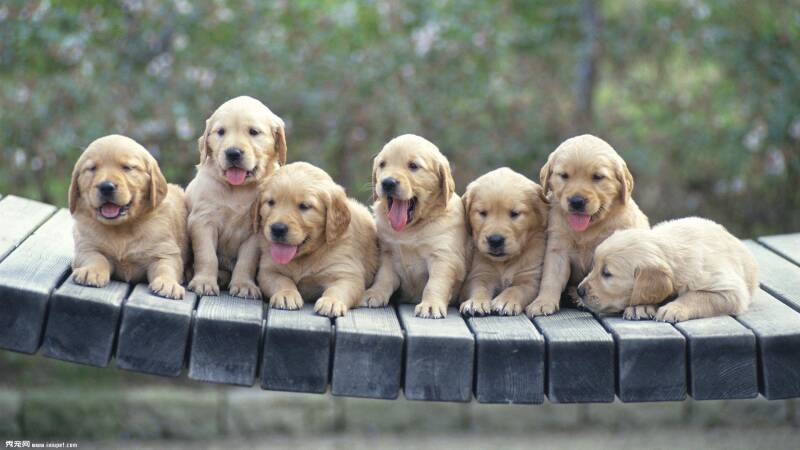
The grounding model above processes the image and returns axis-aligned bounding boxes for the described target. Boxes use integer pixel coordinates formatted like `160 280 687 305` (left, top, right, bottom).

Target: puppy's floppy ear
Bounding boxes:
147 157 169 209
631 263 674 305
68 157 83 214
250 199 262 235
272 117 287 166
326 186 351 244
461 182 474 235
437 157 455 209
615 160 634 204
197 118 212 162
538 155 553 203
371 156 379 202
529 184 550 228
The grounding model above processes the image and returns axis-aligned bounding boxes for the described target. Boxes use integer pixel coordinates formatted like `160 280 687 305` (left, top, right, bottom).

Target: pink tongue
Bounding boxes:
568 213 592 232
226 168 247 186
100 203 121 218
388 198 410 232
270 242 298 264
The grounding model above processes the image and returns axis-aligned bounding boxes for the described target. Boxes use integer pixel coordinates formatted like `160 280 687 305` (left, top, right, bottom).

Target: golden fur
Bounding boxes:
255 162 379 317
363 134 470 318
526 134 649 317
577 217 758 322
459 168 549 316
69 134 189 299
185 96 287 299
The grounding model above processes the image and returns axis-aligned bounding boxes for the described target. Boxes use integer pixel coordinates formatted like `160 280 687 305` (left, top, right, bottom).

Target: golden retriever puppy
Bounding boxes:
576 217 758 322
362 134 470 318
526 134 649 317
459 168 549 316
254 162 379 317
186 96 286 299
69 135 189 299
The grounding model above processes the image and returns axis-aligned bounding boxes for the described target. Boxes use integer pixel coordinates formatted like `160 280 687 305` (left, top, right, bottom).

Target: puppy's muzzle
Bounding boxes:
381 177 399 195
97 181 116 199
568 195 586 213
270 222 289 241
486 234 505 251
225 147 244 164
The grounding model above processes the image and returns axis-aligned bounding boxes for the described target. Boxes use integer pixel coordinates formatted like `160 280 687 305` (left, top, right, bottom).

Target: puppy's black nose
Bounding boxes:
568 196 586 212
270 222 288 239
381 177 398 193
98 181 116 196
577 286 587 298
225 147 243 162
486 234 505 249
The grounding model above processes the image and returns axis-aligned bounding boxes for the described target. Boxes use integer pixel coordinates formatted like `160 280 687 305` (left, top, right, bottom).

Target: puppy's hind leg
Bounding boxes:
229 234 262 299
655 290 741 323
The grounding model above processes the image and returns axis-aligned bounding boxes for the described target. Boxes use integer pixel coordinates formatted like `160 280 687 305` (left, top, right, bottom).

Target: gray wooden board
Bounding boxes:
598 316 686 402
398 305 474 402
532 309 615 403
261 305 332 394
736 289 800 399
0 210 73 353
116 284 198 376
41 278 129 367
466 314 545 404
188 294 264 386
758 233 800 267
0 195 56 262
332 307 404 399
744 240 800 313
673 316 758 400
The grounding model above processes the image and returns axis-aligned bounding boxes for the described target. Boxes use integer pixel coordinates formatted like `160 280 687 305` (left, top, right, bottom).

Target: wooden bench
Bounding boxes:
1 193 799 403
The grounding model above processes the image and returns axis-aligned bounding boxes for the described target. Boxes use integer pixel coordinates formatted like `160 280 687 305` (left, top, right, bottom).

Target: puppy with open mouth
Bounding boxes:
254 162 379 317
362 134 470 318
185 96 287 299
70 135 189 299
526 134 649 317
459 168 549 316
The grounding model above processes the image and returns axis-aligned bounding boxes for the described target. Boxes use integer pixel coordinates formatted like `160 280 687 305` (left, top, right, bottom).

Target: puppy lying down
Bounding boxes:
576 217 758 322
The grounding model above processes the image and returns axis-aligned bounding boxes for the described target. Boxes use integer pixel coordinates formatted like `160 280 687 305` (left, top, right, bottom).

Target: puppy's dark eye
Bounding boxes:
510 210 520 219
378 161 386 169
249 128 259 136
122 164 133 172
267 199 275 207
479 210 488 218
560 172 569 180
217 128 225 136
408 161 419 171
87 165 97 172
298 202 311 211
592 173 605 181
601 267 612 278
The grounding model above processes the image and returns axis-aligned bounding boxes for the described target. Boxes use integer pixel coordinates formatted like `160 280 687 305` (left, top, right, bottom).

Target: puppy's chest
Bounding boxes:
387 242 428 291
107 240 152 282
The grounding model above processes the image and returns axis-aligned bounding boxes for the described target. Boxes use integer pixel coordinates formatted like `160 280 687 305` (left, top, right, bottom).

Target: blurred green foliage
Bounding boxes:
0 0 798 236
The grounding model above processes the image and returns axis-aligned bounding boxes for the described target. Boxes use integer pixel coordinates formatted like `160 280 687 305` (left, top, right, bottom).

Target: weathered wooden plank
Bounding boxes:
0 195 56 262
532 309 615 403
261 305 332 394
398 305 474 402
332 307 404 399
598 316 686 402
736 289 800 399
674 317 758 400
758 233 800 267
188 294 264 386
116 284 198 376
466 314 545 404
743 240 800 313
0 210 73 353
40 278 129 367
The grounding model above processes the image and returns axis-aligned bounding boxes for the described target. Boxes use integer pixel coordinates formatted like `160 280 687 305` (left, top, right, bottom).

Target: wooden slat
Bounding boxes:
598 316 686 402
261 305 332 394
332 307 404 399
467 314 545 404
116 284 198 376
532 309 615 403
758 233 800 267
40 278 129 367
0 195 56 262
0 210 73 353
674 317 758 400
736 289 800 399
743 240 800 312
397 305 474 402
188 294 264 386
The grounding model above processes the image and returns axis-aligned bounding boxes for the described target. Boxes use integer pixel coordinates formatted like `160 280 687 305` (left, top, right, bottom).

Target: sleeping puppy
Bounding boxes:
576 217 758 322
459 168 549 316
362 134 470 318
254 162 379 317
186 96 286 299
70 134 189 299
526 134 649 317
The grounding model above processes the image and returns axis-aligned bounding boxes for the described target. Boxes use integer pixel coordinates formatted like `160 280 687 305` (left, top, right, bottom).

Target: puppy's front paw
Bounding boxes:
361 288 391 308
492 292 526 316
525 297 559 317
314 296 348 317
655 303 691 323
270 289 304 310
72 267 110 288
229 280 262 300
459 298 492 316
415 301 448 319
150 277 185 300
623 305 657 320
188 275 219 296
